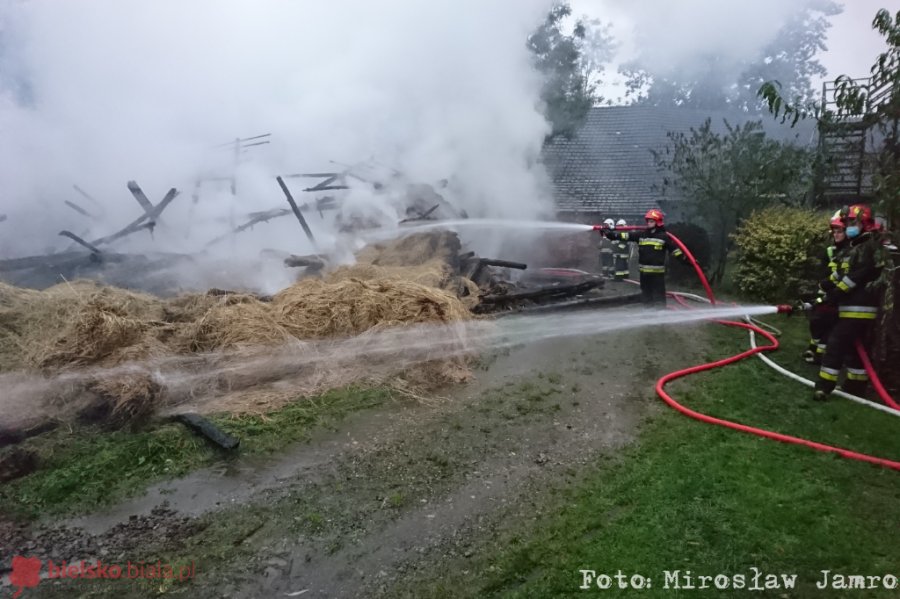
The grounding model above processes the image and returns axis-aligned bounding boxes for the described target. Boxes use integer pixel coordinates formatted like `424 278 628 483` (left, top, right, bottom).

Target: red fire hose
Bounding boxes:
595 223 900 470
656 320 900 471
855 339 900 411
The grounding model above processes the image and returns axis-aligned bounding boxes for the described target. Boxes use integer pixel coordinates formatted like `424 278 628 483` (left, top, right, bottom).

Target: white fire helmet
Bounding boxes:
616 219 627 226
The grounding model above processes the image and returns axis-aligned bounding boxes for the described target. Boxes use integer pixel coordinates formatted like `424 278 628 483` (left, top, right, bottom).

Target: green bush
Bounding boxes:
731 206 830 302
666 222 712 285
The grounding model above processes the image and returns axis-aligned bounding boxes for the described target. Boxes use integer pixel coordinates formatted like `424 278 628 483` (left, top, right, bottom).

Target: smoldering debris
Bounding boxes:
0 225 636 441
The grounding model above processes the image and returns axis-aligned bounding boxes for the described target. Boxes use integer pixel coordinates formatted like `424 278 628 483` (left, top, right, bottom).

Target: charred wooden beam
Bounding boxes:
0 251 86 272
284 172 339 178
399 204 440 224
0 421 58 449
172 413 240 450
479 259 527 270
0 447 38 483
302 174 339 190
205 208 293 248
301 184 348 192
235 209 290 232
126 180 156 217
276 176 316 246
460 257 482 280
59 230 103 254
492 291 643 316
72 185 103 208
0 251 131 274
64 200 93 218
92 187 179 246
284 254 326 269
478 280 600 305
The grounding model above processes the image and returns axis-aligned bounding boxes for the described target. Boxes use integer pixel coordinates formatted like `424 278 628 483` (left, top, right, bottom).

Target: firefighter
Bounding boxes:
606 208 684 305
802 212 849 364
813 203 886 400
613 219 630 280
598 218 616 278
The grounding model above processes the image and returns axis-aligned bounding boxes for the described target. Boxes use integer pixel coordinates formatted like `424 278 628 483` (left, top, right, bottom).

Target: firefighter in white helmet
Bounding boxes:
613 219 630 280
598 218 616 277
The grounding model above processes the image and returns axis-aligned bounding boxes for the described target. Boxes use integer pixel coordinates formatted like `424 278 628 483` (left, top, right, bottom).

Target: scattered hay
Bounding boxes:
273 277 471 339
354 231 460 268
3 231 481 422
325 260 452 289
37 298 152 368
86 372 162 427
176 298 294 352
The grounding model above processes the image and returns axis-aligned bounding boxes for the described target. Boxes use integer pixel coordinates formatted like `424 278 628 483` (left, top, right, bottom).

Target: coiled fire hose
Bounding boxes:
597 224 900 471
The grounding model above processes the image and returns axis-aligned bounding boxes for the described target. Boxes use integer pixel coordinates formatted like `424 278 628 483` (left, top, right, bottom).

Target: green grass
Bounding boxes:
398 315 900 598
1 386 392 519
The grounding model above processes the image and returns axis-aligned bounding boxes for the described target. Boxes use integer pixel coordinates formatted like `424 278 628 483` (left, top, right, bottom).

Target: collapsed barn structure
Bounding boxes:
0 162 641 481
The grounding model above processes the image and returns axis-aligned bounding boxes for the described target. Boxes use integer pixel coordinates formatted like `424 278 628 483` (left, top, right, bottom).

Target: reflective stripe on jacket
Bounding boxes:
616 227 681 273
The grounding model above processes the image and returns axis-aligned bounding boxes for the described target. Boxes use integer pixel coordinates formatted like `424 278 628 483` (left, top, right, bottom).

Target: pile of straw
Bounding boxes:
1 231 478 420
273 278 469 338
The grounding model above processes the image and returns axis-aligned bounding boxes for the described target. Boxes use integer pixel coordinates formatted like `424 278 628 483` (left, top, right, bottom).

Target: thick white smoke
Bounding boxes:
572 0 844 102
0 0 556 288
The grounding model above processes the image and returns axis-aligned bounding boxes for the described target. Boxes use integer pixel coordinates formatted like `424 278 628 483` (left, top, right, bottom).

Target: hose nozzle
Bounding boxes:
776 304 794 315
591 224 607 231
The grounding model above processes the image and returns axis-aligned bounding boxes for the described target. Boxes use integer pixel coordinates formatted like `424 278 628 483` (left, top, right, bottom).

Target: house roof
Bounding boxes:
541 105 817 217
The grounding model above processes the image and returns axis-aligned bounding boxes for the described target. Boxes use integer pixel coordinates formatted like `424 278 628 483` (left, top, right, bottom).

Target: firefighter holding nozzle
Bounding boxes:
604 208 686 306
800 211 850 365
795 204 888 400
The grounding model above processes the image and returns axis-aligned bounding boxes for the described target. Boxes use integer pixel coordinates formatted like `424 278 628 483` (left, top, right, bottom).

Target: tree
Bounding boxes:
527 3 615 139
652 119 815 284
622 0 840 111
758 8 900 227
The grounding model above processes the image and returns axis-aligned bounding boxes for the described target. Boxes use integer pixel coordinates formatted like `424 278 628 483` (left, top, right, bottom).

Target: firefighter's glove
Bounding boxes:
794 299 813 313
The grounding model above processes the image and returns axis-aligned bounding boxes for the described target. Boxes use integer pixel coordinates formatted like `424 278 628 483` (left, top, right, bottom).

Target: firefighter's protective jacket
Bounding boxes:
817 240 850 297
822 232 886 320
613 237 630 277
609 227 683 274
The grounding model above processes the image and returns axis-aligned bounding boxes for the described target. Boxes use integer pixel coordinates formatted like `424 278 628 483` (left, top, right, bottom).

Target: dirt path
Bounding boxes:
7 318 708 598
